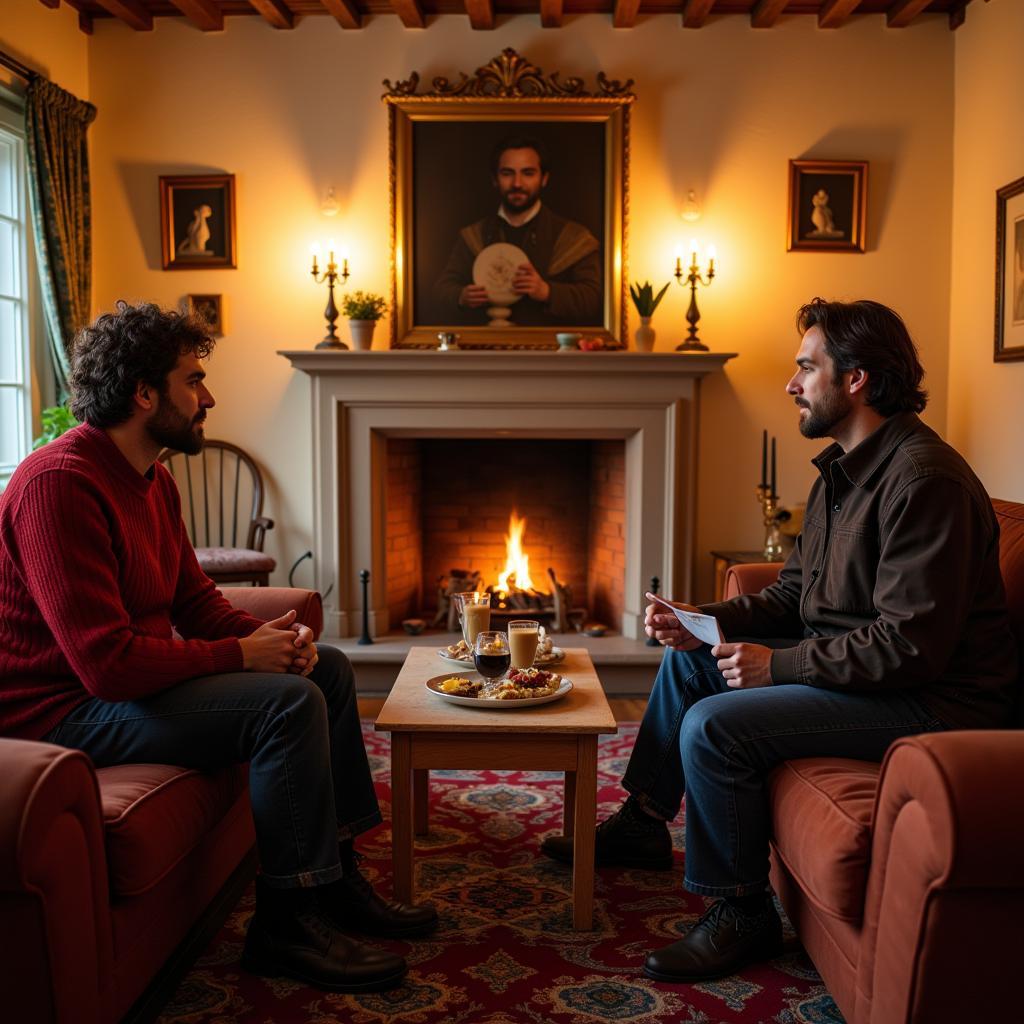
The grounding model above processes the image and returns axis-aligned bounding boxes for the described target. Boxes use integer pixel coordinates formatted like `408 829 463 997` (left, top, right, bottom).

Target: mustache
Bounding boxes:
794 399 809 409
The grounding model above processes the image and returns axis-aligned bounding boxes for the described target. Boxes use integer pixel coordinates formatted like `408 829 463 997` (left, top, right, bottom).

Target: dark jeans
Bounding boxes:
44 644 380 888
622 641 947 897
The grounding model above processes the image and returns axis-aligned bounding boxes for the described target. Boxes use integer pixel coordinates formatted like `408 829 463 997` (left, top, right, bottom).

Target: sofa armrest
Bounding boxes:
723 562 783 599
221 587 324 640
0 739 113 1024
856 731 1024 1023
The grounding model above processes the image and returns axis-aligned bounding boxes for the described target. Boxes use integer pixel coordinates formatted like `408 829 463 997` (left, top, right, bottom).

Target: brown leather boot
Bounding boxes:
242 876 407 992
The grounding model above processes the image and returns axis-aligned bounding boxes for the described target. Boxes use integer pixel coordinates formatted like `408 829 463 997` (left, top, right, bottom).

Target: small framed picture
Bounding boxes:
787 160 868 253
186 293 223 335
995 175 1024 362
159 174 237 270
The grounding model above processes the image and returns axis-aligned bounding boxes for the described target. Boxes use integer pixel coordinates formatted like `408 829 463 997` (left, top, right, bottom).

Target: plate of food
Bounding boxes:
425 668 573 709
436 637 565 671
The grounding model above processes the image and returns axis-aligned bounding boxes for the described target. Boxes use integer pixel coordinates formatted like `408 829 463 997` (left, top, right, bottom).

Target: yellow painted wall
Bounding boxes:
948 0 1024 502
1 1 90 98
11 7 958 602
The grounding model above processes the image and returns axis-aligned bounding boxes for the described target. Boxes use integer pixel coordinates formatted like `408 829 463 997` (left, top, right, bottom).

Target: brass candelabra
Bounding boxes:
310 243 350 350
673 244 715 352
756 485 784 561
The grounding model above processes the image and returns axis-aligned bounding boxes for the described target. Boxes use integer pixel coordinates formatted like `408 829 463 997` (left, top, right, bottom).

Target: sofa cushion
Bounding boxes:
97 763 247 898
195 546 276 575
769 757 880 922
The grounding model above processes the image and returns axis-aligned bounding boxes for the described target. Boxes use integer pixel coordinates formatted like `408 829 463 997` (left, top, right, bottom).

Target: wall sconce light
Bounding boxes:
673 239 715 352
321 186 340 217
681 189 701 222
310 240 350 350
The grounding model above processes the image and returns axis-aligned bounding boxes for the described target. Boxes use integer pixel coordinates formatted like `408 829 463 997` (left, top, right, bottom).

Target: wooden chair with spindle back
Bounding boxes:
158 439 276 586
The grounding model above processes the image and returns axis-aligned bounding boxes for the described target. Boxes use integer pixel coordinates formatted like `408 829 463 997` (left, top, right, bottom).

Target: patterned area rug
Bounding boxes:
157 723 845 1024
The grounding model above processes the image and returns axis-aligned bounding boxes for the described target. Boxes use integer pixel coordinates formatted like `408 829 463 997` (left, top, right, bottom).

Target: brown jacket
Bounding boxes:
701 413 1018 729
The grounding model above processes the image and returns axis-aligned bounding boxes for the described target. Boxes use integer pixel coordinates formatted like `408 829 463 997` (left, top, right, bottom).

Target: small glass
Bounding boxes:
454 591 492 651
507 619 540 670
473 630 510 681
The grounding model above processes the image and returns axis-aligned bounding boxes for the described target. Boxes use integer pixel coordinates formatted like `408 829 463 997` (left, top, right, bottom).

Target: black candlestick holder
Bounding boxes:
357 568 374 645
673 249 715 352
311 246 350 350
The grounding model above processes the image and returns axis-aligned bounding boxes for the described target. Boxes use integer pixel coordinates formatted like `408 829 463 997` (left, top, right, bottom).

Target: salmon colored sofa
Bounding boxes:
0 587 323 1024
725 498 1024 1024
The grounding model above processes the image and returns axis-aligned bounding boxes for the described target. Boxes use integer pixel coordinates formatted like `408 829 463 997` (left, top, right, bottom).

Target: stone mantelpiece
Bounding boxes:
279 350 736 638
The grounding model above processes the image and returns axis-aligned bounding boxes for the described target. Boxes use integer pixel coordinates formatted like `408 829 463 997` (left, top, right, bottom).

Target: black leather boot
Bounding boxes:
321 847 438 938
540 796 674 870
643 896 783 982
242 876 407 992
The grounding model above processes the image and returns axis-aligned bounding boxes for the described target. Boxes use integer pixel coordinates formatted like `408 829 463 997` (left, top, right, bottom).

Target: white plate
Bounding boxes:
425 672 573 709
472 243 528 305
436 647 565 671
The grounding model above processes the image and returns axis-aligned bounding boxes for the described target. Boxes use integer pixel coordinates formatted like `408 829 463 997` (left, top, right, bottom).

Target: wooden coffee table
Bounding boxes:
374 646 617 930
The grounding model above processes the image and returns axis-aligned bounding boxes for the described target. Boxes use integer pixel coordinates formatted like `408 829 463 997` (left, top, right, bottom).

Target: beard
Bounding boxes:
499 183 541 215
147 394 205 455
797 384 853 439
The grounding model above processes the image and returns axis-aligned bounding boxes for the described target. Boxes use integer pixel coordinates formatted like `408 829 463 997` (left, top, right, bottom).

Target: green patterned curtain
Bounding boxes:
24 77 97 393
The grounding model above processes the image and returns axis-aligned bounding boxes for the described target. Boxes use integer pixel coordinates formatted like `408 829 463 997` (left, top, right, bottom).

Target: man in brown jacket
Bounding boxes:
542 298 1018 983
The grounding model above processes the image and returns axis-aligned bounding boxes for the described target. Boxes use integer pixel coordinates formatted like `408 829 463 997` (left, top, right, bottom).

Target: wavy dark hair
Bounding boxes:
796 298 928 416
69 301 215 428
489 135 550 177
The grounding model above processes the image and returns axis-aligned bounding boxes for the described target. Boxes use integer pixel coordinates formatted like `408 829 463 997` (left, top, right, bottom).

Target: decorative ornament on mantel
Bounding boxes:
310 240 350 349
342 291 388 351
629 280 671 352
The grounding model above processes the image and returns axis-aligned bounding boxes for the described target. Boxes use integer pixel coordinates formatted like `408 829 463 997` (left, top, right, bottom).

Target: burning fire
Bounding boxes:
497 510 535 592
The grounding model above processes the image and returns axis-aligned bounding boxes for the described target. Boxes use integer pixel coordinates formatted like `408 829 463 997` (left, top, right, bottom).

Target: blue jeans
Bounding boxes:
44 645 380 888
622 642 947 897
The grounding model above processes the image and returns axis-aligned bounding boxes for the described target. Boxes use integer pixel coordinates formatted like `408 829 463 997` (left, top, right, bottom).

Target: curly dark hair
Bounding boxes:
69 301 215 428
796 298 928 417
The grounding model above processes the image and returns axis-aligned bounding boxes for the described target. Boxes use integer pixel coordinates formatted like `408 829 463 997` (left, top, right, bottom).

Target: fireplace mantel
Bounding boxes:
280 348 736 637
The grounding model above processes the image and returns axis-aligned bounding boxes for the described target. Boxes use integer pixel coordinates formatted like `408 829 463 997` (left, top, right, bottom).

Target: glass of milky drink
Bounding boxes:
455 591 492 651
508 619 540 670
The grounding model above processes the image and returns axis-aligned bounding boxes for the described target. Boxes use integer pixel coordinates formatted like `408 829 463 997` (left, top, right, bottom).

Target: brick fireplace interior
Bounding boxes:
385 438 626 633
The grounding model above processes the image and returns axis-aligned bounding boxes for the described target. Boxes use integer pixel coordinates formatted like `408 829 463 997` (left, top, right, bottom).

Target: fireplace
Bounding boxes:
279 349 734 639
385 438 626 632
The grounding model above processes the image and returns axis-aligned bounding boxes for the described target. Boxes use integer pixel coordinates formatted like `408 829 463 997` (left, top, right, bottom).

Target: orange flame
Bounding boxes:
497 510 535 592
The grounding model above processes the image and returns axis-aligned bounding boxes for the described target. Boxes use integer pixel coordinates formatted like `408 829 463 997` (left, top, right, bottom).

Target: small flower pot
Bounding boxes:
348 319 377 351
634 317 656 352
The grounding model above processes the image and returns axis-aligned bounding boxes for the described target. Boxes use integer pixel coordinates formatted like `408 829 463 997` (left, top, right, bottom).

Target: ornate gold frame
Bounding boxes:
383 50 634 350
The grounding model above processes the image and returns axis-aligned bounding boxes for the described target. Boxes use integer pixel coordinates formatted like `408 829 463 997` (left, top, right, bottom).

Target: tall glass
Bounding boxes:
508 619 540 670
454 591 491 651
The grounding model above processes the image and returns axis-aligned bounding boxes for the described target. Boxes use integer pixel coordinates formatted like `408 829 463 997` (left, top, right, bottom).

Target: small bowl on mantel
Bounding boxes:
555 332 582 351
402 618 426 636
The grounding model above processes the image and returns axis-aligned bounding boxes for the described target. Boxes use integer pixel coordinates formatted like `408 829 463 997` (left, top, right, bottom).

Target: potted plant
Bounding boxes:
33 405 78 449
629 280 671 351
341 291 388 351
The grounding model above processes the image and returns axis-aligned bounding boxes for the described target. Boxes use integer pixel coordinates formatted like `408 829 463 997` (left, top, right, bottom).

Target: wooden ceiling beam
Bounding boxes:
248 0 295 29
168 0 224 31
682 0 716 29
320 0 361 29
751 0 789 28
93 0 152 30
613 0 641 28
389 0 425 28
465 0 494 29
819 0 863 28
37 0 61 10
886 0 932 28
62 0 94 33
540 0 562 27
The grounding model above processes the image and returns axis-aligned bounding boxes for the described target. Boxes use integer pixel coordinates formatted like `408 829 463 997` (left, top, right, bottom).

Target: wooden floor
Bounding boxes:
358 696 647 722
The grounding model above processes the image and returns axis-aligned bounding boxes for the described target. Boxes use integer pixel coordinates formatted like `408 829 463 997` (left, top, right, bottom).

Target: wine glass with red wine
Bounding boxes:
473 630 510 683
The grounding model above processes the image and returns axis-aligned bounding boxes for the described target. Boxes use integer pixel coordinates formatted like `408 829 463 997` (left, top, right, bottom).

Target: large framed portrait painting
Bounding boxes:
995 175 1024 362
384 50 634 349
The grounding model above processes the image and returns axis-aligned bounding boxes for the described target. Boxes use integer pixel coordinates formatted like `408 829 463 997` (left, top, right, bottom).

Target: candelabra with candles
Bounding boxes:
310 242 350 350
673 241 716 352
757 430 784 560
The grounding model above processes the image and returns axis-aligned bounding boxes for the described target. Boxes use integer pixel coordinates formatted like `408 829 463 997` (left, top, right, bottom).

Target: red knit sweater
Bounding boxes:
0 423 265 740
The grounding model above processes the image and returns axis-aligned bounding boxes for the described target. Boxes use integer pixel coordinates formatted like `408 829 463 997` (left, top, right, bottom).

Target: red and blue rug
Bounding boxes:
157 723 844 1023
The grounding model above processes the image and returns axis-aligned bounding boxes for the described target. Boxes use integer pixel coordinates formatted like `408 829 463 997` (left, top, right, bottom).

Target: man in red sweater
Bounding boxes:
0 302 435 993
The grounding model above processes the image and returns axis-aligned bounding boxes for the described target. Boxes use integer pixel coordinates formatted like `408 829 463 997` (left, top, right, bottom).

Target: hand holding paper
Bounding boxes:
645 593 725 649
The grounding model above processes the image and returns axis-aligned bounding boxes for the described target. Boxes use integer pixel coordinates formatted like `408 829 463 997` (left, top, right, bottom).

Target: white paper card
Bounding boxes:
648 593 725 646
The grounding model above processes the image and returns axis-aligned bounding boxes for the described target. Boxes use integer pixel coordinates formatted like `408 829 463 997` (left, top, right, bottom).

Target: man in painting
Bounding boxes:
433 135 603 326
0 302 437 994
540 298 1017 984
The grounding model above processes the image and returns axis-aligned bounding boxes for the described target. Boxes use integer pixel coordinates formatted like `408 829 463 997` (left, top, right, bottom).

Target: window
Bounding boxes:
0 99 32 490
